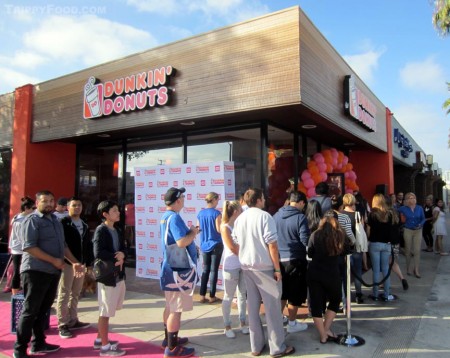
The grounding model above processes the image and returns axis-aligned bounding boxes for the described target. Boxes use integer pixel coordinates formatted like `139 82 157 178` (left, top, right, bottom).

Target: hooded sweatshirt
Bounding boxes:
273 205 310 262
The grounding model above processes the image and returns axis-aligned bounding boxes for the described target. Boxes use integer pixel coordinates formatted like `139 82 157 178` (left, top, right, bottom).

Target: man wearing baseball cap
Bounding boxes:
160 187 199 358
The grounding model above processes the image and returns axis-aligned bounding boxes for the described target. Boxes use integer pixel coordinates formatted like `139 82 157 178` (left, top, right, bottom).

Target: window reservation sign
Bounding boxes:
83 66 175 119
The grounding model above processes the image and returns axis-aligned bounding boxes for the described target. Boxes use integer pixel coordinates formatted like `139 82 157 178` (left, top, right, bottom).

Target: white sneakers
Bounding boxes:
241 326 249 335
224 329 236 338
286 320 308 333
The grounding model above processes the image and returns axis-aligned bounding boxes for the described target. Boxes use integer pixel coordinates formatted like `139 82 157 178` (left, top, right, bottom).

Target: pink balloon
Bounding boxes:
307 187 316 198
320 172 327 181
332 158 338 167
342 156 349 165
304 178 314 189
345 188 353 194
330 148 338 158
313 153 325 163
335 163 342 171
344 171 350 178
301 170 311 181
318 163 327 172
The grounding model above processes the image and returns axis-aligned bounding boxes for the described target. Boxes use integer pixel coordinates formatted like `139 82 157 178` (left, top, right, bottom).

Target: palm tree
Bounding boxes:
444 82 450 115
433 0 450 36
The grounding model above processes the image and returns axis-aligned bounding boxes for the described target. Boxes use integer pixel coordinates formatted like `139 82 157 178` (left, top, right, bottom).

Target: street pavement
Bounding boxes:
2 216 450 357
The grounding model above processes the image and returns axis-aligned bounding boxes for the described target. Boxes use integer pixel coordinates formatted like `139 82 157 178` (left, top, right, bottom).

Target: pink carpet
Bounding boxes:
0 301 168 357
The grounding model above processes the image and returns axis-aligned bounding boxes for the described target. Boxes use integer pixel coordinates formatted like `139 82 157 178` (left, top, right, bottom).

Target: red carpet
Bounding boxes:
0 301 167 357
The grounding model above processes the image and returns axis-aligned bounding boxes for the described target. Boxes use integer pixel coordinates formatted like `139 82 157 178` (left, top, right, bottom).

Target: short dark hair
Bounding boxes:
244 188 263 207
97 200 118 220
331 195 343 210
67 196 81 204
315 182 329 195
36 190 54 200
20 196 35 211
289 191 307 204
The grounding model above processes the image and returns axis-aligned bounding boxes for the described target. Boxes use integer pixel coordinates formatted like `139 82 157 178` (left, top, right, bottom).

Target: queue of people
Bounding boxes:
5 184 447 358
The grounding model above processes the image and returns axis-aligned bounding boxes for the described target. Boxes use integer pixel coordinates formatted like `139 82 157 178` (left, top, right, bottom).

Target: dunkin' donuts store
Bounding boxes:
0 7 441 272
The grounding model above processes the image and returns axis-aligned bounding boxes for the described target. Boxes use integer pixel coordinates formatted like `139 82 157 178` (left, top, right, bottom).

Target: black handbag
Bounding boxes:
93 258 117 286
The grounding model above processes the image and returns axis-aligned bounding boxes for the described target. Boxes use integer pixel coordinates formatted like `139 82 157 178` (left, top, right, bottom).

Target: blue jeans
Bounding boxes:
351 252 363 295
14 270 61 354
369 242 391 298
200 243 224 297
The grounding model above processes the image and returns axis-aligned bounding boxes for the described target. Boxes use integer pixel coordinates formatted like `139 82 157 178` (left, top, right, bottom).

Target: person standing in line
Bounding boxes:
308 182 332 215
307 214 346 344
273 191 310 333
197 192 223 304
432 199 448 256
422 195 434 252
53 197 69 219
160 187 199 358
367 194 399 302
397 192 425 278
393 192 404 210
232 188 295 358
57 197 93 339
340 193 365 304
8 196 35 295
92 200 127 356
220 200 249 339
13 190 85 358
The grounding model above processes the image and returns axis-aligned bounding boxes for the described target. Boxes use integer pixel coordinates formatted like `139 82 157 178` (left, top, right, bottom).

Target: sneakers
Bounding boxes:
100 344 126 356
224 329 236 338
30 343 60 354
286 320 308 333
71 320 91 330
241 326 250 335
59 325 73 339
161 337 189 349
356 295 364 304
402 279 409 290
94 340 119 350
163 345 195 358
368 294 379 301
13 352 30 358
383 294 397 302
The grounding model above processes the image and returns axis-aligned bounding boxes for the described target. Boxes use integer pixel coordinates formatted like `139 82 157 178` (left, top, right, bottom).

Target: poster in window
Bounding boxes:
327 173 345 197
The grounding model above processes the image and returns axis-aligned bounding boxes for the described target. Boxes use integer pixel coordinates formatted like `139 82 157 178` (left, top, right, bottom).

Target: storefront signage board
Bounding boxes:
344 75 377 132
134 161 235 286
83 66 175 119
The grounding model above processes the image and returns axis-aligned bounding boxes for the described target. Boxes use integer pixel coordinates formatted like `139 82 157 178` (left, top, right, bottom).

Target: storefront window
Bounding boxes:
187 128 261 198
0 150 11 249
78 144 122 230
267 126 294 214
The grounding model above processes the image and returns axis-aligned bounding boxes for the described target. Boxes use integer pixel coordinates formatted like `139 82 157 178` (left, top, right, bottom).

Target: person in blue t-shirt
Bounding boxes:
197 192 223 304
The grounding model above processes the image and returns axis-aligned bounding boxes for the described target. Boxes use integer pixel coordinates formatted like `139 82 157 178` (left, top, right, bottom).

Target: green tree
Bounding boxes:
433 0 450 35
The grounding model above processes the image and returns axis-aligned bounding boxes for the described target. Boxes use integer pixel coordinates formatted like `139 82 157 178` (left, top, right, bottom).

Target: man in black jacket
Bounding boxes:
56 196 93 338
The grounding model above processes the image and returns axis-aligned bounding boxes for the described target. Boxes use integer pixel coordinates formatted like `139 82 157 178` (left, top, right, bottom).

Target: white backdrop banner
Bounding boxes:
134 161 235 288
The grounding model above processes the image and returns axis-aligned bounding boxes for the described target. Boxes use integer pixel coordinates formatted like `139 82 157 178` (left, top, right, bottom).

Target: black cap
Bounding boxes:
164 187 186 205
57 197 68 206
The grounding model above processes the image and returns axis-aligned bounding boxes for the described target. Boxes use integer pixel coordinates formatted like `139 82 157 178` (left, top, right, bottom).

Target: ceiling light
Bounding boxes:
180 121 195 126
98 133 111 138
301 124 317 129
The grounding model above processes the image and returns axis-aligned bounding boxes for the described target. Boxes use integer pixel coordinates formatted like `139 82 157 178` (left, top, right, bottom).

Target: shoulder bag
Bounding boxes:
160 215 198 295
355 211 368 253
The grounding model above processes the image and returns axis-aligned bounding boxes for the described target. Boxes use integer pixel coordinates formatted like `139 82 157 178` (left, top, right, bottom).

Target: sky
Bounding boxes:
1 0 449 171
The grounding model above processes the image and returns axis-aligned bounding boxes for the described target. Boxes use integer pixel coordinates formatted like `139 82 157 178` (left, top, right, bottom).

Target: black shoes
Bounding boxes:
402 279 409 290
30 342 60 354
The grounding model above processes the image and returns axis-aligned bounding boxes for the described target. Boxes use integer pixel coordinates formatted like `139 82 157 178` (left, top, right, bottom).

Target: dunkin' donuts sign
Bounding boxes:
83 66 175 119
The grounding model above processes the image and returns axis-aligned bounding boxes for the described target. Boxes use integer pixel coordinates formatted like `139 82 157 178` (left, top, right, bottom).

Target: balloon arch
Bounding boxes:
298 148 359 198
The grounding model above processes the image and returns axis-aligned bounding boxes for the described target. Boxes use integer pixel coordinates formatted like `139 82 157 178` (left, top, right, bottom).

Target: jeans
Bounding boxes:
351 252 363 295
200 243 224 297
369 242 391 298
14 270 61 354
222 268 247 327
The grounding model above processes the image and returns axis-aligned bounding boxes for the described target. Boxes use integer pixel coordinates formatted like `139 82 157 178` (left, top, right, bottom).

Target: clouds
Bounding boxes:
0 13 157 93
400 56 447 94
343 47 385 84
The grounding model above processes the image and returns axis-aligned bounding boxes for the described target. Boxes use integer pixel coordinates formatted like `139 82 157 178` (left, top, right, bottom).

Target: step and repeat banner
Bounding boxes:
134 161 236 287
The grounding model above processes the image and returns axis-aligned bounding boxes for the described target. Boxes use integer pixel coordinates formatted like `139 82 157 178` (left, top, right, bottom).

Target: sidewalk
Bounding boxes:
2 217 450 357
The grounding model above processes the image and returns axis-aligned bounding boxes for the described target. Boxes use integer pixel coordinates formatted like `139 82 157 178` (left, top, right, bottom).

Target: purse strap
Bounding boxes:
163 214 195 267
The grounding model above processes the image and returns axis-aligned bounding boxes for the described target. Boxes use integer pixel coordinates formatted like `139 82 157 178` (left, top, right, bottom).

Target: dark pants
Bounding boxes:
423 222 433 248
14 270 61 354
200 243 223 298
11 254 22 290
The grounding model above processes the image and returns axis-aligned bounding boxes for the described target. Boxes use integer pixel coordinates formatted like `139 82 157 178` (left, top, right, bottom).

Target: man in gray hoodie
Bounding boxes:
273 191 310 333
